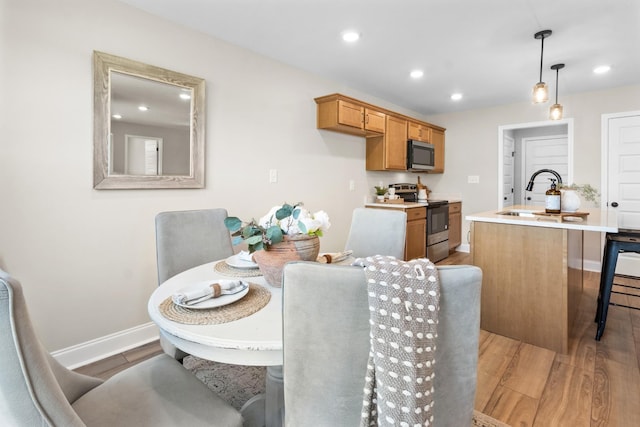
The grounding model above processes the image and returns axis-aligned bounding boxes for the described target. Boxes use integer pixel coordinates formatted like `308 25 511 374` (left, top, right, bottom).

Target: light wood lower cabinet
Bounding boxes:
405 207 426 260
448 202 461 251
366 206 426 260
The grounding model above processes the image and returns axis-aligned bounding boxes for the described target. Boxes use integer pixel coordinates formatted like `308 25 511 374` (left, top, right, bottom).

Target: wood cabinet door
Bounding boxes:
384 115 408 170
448 211 461 250
431 128 445 173
408 121 431 142
406 218 426 260
365 108 386 133
337 100 364 129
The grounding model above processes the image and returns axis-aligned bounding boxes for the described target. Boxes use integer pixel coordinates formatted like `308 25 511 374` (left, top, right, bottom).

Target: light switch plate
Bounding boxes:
468 175 480 184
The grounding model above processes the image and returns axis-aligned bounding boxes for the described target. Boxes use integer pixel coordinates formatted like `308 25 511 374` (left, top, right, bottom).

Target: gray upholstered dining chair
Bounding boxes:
344 207 407 259
282 261 482 426
155 208 234 359
0 269 243 427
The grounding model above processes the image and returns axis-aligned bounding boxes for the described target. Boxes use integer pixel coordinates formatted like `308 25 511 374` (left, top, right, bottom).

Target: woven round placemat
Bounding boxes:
214 261 262 278
158 283 271 325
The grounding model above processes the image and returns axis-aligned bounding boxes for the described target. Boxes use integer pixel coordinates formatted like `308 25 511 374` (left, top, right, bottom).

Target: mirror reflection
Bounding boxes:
110 72 191 176
93 51 205 189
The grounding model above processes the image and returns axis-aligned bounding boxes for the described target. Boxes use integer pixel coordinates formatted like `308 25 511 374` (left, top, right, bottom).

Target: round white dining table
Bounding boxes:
147 260 283 427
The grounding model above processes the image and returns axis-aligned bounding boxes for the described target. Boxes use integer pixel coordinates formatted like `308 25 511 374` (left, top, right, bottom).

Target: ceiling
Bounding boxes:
117 0 640 115
111 71 191 128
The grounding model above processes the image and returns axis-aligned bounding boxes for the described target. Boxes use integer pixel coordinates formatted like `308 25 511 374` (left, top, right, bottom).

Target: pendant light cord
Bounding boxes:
554 67 559 103
539 36 545 82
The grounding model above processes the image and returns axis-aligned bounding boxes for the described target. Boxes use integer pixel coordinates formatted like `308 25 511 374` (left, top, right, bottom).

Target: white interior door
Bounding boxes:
503 135 515 207
605 112 640 276
522 135 568 206
124 135 163 175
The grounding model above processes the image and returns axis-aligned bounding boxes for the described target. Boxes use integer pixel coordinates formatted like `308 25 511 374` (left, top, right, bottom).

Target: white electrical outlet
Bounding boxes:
468 175 480 184
269 169 278 183
349 180 355 191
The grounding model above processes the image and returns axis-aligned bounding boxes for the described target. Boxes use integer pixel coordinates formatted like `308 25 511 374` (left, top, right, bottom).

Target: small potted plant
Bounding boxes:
374 186 387 201
559 183 601 211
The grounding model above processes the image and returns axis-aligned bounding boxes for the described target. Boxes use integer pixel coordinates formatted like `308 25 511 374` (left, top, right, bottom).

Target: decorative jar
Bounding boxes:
252 235 320 287
561 189 581 212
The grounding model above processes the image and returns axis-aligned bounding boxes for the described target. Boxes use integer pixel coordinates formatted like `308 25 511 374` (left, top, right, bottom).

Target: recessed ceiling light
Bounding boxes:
138 105 149 111
179 93 191 100
410 70 424 79
451 93 463 101
593 65 611 74
341 30 360 42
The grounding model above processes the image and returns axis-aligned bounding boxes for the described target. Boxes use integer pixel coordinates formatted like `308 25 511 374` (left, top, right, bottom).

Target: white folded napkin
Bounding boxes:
237 250 254 263
172 280 248 306
316 250 353 264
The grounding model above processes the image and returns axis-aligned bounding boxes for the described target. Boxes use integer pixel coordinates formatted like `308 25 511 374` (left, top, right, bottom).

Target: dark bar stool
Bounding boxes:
595 230 640 340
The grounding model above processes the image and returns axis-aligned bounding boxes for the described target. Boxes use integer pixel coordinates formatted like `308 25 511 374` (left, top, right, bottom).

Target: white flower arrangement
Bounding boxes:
225 202 331 253
259 204 331 236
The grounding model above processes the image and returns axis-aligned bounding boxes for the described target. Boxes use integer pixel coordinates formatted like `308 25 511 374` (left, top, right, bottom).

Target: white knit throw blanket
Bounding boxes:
358 256 441 427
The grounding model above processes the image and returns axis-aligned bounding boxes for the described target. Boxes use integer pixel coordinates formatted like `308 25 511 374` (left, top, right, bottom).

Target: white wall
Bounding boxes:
0 0 411 352
2 0 639 356
424 85 640 263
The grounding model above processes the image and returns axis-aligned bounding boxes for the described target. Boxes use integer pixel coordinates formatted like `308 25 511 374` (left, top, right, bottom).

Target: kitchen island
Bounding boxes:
467 206 617 353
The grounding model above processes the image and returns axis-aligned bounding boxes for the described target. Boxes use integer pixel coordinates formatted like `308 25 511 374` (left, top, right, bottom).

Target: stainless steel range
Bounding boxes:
390 183 449 262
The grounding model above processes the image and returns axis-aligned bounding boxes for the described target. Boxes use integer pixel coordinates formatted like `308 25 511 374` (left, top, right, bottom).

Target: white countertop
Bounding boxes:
365 197 462 209
465 205 618 233
366 202 428 209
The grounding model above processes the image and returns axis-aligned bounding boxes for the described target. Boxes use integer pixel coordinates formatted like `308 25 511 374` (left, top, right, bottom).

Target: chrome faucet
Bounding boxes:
525 169 563 191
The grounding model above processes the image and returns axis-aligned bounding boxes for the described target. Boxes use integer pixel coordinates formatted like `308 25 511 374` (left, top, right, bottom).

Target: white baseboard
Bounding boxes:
584 259 601 273
455 244 470 253
51 322 160 370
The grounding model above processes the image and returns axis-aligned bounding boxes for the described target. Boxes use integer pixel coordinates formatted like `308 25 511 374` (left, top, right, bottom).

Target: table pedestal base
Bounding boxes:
240 365 283 427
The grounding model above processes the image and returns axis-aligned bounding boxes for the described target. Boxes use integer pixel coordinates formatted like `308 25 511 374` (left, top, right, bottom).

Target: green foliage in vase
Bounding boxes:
560 183 601 207
224 202 331 253
374 186 387 196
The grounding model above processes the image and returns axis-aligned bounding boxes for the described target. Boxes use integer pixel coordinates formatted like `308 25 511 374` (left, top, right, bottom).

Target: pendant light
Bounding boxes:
532 30 552 103
549 63 565 120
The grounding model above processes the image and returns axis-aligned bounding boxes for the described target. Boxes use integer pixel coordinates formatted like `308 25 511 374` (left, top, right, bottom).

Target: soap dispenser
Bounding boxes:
545 178 561 214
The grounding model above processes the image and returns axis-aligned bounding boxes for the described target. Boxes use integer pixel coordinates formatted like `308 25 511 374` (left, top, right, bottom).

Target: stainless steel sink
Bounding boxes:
496 209 541 217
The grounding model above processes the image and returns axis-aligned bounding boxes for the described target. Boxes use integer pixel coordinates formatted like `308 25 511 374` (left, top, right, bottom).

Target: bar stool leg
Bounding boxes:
595 240 620 341
595 237 611 324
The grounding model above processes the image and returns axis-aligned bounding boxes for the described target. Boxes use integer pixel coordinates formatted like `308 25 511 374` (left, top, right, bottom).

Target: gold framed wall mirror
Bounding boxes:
93 51 205 189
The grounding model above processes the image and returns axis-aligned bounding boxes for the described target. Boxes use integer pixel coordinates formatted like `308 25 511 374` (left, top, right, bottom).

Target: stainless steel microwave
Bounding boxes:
407 139 435 171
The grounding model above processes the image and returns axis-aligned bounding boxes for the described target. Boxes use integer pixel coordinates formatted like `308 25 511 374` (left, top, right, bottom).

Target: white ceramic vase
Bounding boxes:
561 189 581 212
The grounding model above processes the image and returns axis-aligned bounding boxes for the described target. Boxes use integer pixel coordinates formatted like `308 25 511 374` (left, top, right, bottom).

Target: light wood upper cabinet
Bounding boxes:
366 115 407 171
363 107 386 134
315 93 445 173
431 128 445 173
407 121 431 143
316 95 386 136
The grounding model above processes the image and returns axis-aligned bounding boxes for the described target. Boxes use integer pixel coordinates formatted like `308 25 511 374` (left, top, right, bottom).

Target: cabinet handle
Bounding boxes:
611 202 619 207
361 112 365 124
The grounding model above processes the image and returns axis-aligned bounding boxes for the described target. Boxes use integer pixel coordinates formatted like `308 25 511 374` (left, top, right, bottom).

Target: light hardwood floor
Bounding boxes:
77 251 640 426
